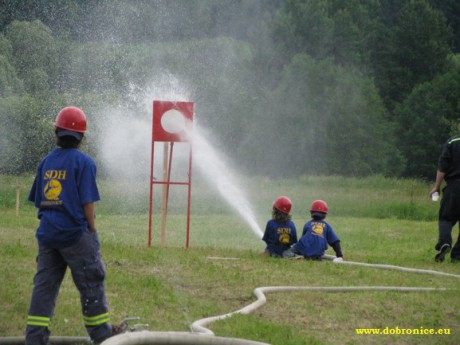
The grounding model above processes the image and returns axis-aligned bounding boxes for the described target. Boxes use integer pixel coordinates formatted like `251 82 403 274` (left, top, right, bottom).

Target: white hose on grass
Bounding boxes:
101 331 269 345
322 254 460 279
2 258 459 345
190 285 447 336
189 255 460 336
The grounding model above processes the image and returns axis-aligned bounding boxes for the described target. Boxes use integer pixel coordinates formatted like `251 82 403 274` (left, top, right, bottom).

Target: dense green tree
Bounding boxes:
1 0 283 44
0 56 24 97
370 0 452 111
430 0 460 52
0 33 13 59
395 62 460 178
273 0 381 68
0 0 92 38
376 0 406 26
0 91 112 175
0 96 54 174
273 0 453 113
5 20 58 95
0 34 24 96
245 54 403 177
0 1 458 180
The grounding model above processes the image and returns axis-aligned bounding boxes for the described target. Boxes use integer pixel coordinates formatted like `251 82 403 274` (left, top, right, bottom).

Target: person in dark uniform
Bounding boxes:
26 107 123 345
430 117 460 263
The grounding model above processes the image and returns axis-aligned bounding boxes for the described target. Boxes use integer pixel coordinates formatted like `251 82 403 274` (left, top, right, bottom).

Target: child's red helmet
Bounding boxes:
310 200 328 214
54 106 87 133
273 196 292 214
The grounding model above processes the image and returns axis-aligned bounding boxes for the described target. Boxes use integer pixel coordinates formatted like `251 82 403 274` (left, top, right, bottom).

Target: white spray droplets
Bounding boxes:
190 125 263 239
94 75 263 240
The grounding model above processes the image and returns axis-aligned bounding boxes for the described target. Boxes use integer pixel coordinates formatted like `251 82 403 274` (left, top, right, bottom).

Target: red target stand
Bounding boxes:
148 100 194 248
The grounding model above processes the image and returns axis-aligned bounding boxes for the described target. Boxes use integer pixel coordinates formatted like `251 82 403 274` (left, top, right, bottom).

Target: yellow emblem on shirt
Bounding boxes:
311 222 325 237
43 170 67 201
44 179 62 200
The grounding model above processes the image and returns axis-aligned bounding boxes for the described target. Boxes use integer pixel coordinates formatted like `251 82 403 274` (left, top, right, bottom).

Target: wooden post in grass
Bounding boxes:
160 143 169 247
15 180 20 217
12 177 21 217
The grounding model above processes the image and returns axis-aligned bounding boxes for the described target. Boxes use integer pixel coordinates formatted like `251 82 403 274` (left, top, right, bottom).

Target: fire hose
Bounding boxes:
1 257 459 345
190 255 460 337
190 286 447 336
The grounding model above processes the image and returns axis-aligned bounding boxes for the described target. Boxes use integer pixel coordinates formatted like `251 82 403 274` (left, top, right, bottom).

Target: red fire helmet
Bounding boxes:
273 196 292 214
310 200 328 214
54 106 87 133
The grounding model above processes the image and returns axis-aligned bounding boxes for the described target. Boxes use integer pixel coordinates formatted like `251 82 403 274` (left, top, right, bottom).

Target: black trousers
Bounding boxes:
438 180 460 258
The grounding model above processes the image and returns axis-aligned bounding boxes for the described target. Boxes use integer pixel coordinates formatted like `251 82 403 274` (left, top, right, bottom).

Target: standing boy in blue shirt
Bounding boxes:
26 107 123 345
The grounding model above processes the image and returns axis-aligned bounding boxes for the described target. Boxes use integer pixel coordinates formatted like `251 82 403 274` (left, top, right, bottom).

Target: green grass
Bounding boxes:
1 174 459 344
0 173 437 220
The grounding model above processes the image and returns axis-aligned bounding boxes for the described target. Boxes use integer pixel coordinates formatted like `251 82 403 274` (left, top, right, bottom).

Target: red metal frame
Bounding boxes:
148 101 194 248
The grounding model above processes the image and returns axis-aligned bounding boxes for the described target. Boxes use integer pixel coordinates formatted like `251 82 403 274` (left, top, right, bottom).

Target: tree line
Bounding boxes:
1 0 459 179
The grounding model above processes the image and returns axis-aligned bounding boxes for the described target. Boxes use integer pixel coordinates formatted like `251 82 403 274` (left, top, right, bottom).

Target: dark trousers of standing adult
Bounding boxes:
26 230 112 345
438 180 460 259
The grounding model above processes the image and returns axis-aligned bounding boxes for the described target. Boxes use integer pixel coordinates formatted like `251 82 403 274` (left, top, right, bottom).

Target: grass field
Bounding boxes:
1 174 459 344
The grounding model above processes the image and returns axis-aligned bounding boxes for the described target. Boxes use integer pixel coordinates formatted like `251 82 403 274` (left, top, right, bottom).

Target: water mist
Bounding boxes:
189 125 263 239
95 84 263 240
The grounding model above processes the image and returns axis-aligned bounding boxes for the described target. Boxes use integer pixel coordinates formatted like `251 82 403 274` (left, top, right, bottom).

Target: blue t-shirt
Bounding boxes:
28 148 100 248
262 219 297 256
294 219 339 257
